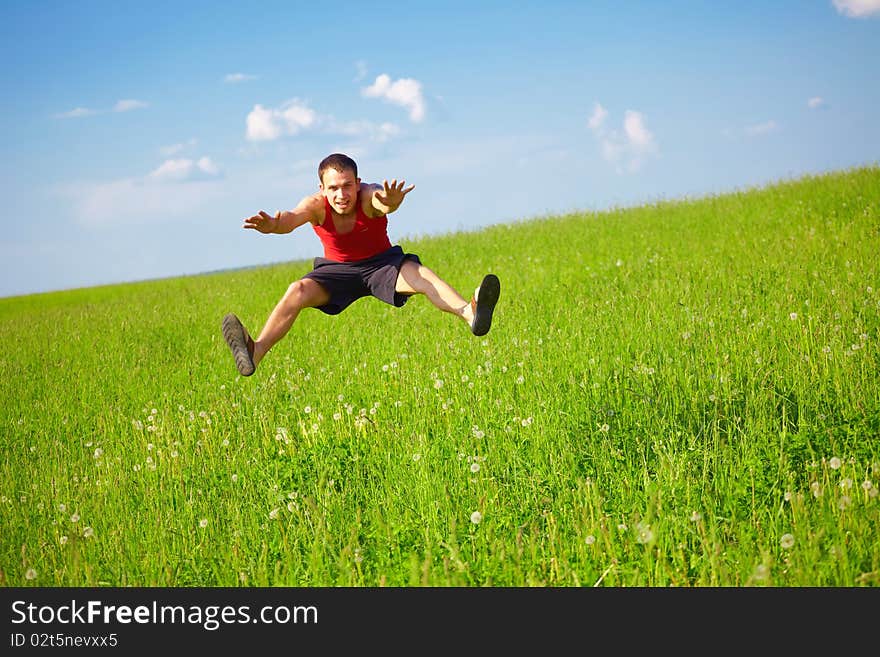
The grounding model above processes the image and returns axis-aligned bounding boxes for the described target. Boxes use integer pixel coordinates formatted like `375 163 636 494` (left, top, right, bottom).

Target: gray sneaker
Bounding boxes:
222 313 256 376
469 274 500 336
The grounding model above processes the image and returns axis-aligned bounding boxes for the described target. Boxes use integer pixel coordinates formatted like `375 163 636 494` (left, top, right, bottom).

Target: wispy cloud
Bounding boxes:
60 155 224 227
744 120 778 137
587 102 658 173
113 99 148 112
159 139 198 156
224 73 257 83
807 96 827 109
353 60 368 82
53 107 97 119
149 156 222 182
54 99 148 119
361 74 426 123
832 0 880 18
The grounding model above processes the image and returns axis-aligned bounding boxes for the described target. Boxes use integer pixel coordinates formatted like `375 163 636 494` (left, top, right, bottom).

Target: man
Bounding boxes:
222 153 501 377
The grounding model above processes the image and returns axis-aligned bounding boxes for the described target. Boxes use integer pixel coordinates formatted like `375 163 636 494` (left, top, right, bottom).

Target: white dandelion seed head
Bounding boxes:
70 513 80 523
199 519 208 528
635 522 654 544
93 448 103 459
780 533 795 549
690 511 702 522
752 564 770 581
470 462 480 473
269 508 280 520
60 535 68 545
840 478 853 489
829 457 842 470
25 568 37 580
470 510 483 524
789 312 798 320
862 480 874 491
585 535 596 545
412 453 421 461
83 526 94 538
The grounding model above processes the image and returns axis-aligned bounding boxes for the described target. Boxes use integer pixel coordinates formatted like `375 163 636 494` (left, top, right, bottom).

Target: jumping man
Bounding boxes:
222 153 501 376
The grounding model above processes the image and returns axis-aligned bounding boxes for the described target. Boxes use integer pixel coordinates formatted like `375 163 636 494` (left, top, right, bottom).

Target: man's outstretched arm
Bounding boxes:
369 179 415 216
243 194 322 234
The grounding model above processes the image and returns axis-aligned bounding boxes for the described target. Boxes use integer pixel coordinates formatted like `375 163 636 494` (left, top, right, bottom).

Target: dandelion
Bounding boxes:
434 379 444 389
60 536 68 545
83 527 94 538
838 496 852 510
829 457 842 470
70 512 80 523
599 423 610 433
752 564 770 582
93 448 103 459
287 501 298 512
269 508 280 520
635 522 654 544
199 519 208 528
811 482 822 498
470 462 480 473
780 533 795 549
784 491 792 502
862 480 874 492
470 511 483 525
585 535 596 546
304 406 312 414
789 312 798 321
412 453 422 462
25 568 37 581
690 511 702 522
840 478 853 490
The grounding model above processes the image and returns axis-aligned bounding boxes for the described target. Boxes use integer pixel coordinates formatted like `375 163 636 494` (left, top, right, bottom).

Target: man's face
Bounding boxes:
320 167 360 215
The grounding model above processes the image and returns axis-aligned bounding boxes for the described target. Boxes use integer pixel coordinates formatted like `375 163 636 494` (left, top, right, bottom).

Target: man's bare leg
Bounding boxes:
396 260 500 335
223 278 329 376
252 278 330 365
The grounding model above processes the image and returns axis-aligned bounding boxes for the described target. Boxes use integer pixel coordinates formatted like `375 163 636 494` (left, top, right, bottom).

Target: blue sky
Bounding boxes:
2 0 878 298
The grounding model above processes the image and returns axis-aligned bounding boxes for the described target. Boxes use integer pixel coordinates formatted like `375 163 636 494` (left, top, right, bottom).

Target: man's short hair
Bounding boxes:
319 153 358 182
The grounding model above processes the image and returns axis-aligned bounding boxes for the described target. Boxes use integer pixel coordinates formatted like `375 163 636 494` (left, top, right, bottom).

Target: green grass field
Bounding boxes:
2 166 878 586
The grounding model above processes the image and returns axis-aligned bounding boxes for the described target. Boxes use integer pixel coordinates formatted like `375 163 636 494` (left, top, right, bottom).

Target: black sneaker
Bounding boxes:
221 313 256 376
469 274 500 336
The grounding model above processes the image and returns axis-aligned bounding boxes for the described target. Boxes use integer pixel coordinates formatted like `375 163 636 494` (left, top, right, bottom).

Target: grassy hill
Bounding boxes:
1 165 878 586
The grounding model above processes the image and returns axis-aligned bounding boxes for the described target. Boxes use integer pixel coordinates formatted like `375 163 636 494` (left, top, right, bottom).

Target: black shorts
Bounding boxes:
303 245 422 315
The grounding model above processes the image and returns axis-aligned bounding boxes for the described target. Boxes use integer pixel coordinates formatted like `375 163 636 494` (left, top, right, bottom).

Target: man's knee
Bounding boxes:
283 278 329 308
397 260 433 294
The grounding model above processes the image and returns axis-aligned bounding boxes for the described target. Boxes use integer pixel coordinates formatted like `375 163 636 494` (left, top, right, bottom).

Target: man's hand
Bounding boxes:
374 179 415 213
243 210 279 234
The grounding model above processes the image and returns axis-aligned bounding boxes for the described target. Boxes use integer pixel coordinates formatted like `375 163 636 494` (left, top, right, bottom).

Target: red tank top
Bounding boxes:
312 195 392 262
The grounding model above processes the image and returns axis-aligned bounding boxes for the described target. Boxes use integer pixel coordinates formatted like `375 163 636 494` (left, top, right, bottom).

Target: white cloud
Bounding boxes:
149 157 222 182
587 103 658 173
362 74 426 122
225 73 257 83
744 120 778 136
807 96 826 109
588 102 608 131
54 107 97 119
325 119 401 142
54 99 147 118
160 139 197 156
245 99 317 141
832 0 880 18
113 99 148 112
